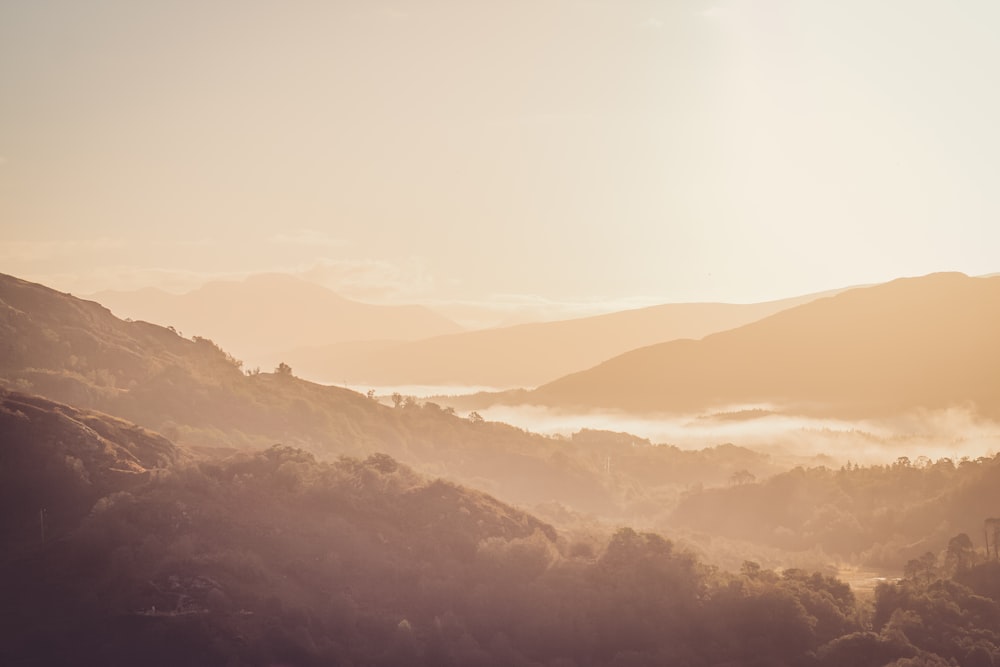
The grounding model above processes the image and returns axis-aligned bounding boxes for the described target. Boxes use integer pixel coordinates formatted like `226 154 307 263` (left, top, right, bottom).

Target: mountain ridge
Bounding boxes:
285 287 849 387
525 272 1000 418
87 273 463 369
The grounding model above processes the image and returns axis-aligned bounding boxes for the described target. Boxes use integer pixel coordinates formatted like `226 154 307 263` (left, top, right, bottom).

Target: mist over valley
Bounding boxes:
3 270 1000 664
5 1 1000 662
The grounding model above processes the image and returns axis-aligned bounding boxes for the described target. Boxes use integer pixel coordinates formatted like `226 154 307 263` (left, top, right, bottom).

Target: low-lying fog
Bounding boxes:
343 383 512 398
481 404 1000 466
355 385 1000 467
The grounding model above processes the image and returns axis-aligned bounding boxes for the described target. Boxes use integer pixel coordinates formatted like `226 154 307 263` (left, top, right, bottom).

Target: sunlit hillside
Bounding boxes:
526 273 1000 419
6 1 1000 663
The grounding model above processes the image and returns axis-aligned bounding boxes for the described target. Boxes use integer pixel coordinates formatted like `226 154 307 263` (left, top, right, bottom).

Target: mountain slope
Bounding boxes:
0 392 564 666
3 272 788 519
89 273 462 368
0 390 188 552
285 289 844 387
0 393 897 667
528 273 1000 418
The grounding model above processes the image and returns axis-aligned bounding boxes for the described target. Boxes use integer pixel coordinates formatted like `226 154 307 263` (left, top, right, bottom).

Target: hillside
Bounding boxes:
5 277 1000 665
284 289 842 387
527 273 1000 418
0 390 187 554
89 273 462 370
0 394 558 665
2 401 997 665
667 454 1000 569
0 272 786 520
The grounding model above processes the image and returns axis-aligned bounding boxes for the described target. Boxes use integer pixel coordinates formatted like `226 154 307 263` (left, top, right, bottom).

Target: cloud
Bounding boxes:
379 7 408 21
418 293 675 330
38 256 435 302
269 229 347 248
0 238 127 263
700 5 733 21
297 256 435 301
31 265 246 296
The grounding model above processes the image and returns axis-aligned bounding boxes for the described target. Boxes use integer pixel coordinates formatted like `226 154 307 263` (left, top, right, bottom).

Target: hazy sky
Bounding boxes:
2 1 998 321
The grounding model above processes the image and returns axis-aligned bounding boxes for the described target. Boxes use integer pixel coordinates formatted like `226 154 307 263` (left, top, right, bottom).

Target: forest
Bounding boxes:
3 393 999 666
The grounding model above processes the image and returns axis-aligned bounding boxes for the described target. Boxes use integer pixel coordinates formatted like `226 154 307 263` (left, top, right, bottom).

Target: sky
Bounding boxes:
2 0 999 324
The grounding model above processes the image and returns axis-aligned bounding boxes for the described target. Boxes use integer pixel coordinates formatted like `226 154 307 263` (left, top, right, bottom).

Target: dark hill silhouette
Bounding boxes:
88 273 462 368
0 390 188 554
3 401 994 666
284 289 844 387
0 396 568 665
527 272 1000 418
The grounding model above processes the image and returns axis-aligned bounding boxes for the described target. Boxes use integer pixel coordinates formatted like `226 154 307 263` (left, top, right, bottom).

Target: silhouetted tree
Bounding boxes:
903 552 938 585
945 533 976 574
275 362 293 376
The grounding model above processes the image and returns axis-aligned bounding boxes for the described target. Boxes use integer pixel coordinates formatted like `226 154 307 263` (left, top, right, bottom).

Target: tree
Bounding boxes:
945 533 976 574
468 411 484 423
741 560 763 580
391 392 403 408
903 552 937 585
275 362 293 376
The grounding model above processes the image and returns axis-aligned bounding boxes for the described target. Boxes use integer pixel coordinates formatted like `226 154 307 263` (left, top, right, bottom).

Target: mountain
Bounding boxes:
88 273 462 369
5 275 1000 665
525 273 1000 418
284 289 844 388
1 272 785 519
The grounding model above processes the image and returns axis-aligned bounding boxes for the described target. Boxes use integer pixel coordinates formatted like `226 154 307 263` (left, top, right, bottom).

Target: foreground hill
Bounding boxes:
3 394 998 666
527 273 1000 418
284 290 841 387
89 273 462 369
0 390 187 554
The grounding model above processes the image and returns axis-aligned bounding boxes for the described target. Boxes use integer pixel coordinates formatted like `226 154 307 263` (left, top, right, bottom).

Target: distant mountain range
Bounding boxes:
88 273 463 369
522 272 1000 418
283 289 845 387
